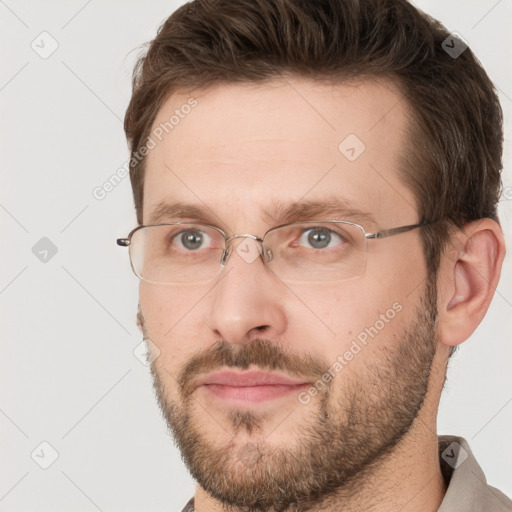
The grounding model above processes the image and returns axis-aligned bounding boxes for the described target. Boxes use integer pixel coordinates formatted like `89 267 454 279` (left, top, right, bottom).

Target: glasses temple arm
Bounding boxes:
365 220 436 239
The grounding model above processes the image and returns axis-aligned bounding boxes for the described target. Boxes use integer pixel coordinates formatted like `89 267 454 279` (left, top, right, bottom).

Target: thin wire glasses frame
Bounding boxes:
116 219 436 285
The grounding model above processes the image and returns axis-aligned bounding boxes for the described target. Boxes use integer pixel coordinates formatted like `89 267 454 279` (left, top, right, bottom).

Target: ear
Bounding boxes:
437 219 506 347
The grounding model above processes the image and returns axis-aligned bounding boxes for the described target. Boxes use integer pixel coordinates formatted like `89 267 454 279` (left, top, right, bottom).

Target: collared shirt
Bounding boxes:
180 435 512 511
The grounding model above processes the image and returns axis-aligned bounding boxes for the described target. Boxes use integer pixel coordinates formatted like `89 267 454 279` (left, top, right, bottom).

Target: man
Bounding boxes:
117 0 511 510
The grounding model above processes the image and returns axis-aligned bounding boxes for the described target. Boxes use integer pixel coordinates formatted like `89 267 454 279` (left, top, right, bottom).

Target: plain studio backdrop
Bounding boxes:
1 1 511 510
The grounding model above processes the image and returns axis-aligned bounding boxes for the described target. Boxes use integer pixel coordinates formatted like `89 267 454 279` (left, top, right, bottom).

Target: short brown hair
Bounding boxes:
124 0 503 276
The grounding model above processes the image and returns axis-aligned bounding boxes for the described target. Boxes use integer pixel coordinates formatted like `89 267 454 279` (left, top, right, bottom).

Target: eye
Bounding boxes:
172 229 213 251
297 227 346 250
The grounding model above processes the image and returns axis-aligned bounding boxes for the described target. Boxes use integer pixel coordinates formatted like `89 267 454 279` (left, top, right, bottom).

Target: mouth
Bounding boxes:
196 370 311 406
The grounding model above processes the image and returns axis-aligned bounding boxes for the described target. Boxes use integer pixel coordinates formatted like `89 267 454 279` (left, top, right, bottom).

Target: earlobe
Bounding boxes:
437 219 505 347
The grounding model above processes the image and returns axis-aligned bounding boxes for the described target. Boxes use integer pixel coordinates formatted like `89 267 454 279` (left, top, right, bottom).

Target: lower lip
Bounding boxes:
201 383 309 405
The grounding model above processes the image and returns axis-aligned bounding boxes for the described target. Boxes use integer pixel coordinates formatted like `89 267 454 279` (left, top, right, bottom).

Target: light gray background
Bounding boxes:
1 1 511 510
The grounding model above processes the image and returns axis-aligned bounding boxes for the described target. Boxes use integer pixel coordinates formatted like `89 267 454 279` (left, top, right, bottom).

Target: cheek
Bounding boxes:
366 236 427 297
285 276 417 367
140 282 211 326
139 283 207 370
288 279 394 329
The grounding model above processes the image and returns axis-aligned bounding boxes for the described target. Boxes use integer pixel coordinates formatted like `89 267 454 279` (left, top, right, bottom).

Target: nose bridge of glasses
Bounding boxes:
220 233 266 266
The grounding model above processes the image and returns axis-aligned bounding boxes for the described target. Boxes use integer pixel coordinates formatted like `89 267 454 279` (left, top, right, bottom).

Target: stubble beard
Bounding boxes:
143 279 438 511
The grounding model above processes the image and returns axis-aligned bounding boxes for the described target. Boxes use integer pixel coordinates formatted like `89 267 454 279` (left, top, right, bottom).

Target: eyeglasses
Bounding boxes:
116 220 433 285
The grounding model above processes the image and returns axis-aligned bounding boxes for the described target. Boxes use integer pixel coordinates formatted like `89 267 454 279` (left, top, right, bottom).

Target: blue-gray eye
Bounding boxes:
174 230 211 251
298 228 343 249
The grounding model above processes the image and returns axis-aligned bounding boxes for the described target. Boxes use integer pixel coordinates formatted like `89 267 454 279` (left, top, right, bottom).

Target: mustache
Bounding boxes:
178 338 330 398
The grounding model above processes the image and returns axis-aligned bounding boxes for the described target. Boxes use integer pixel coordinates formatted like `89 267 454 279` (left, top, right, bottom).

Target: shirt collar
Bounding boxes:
437 435 511 511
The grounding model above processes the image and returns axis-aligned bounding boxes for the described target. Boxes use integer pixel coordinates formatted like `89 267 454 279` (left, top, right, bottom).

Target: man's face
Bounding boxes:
138 78 437 509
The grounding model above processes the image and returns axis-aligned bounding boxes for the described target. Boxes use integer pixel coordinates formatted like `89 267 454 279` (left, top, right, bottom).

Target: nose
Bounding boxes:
206 237 288 345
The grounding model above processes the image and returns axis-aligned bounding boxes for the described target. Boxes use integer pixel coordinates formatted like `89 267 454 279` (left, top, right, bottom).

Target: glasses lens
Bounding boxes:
264 221 367 282
129 224 225 284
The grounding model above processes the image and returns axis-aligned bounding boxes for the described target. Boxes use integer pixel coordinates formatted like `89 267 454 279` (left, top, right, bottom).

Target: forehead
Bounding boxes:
143 77 418 230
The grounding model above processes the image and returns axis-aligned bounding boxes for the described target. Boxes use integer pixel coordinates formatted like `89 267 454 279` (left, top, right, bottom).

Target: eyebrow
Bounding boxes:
148 202 226 226
263 198 377 229
148 197 378 230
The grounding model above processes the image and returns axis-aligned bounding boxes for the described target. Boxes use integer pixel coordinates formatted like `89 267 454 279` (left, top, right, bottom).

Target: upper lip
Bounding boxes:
196 370 309 388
